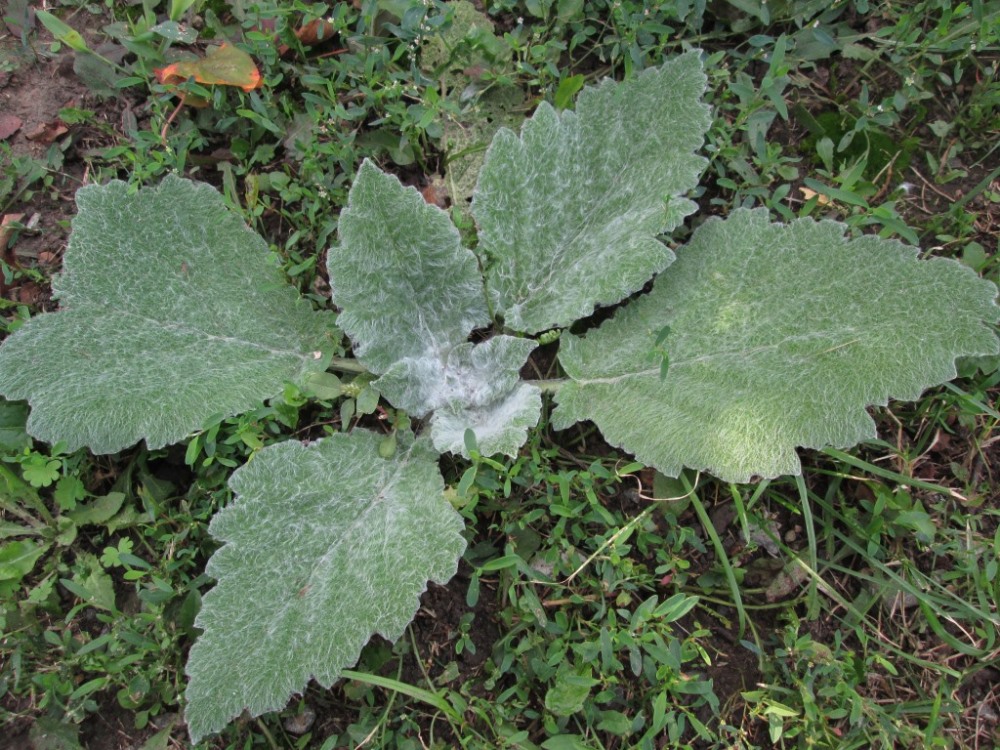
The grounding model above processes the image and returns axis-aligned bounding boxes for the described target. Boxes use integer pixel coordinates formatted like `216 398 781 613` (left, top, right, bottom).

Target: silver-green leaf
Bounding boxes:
0 177 337 453
184 430 465 743
553 209 1000 482
374 335 536 416
330 159 489 374
375 335 541 456
473 52 711 333
432 382 542 458
330 162 540 455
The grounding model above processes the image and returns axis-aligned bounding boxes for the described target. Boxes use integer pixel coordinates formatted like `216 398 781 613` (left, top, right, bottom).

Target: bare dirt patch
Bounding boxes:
0 16 114 304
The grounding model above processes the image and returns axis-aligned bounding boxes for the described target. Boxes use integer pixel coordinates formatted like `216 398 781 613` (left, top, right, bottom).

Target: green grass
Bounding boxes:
1 0 999 747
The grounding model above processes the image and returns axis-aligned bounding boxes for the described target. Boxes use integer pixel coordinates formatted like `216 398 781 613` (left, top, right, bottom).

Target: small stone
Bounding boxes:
283 707 316 735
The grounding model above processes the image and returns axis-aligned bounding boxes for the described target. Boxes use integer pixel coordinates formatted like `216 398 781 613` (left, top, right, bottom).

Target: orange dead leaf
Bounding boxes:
295 18 339 46
155 44 262 93
278 18 347 59
420 178 448 209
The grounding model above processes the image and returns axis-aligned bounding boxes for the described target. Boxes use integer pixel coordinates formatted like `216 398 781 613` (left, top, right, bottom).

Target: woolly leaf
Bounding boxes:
431 382 542 457
554 209 1000 482
0 177 337 453
375 335 539 455
375 335 535 414
473 52 710 333
330 159 489 374
184 430 465 743
331 162 539 455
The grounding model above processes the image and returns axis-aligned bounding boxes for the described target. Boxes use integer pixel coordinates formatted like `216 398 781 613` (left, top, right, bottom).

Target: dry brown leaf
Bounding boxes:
278 19 347 58
799 186 831 206
420 177 448 209
764 560 811 602
25 120 68 144
295 18 339 46
17 281 44 305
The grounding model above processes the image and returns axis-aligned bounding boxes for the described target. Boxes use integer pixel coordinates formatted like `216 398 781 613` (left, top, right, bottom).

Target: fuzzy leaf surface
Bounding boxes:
554 209 1000 482
376 335 539 455
331 162 539 454
431 382 542 457
473 52 710 333
330 160 489 374
375 335 535 415
0 177 336 453
184 430 465 743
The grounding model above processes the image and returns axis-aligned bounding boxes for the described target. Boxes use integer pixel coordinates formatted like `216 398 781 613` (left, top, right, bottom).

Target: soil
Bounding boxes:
0 17 102 307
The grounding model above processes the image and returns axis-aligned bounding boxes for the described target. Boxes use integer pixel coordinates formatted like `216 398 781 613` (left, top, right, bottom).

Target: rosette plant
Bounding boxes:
0 52 996 742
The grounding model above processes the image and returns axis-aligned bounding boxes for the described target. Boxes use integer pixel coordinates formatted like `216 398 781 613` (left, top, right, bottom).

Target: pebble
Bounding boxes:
283 707 316 735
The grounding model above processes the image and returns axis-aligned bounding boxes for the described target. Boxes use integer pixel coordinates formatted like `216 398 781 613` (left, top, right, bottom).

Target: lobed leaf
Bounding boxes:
184 430 465 743
0 177 337 453
554 209 1000 482
472 51 711 333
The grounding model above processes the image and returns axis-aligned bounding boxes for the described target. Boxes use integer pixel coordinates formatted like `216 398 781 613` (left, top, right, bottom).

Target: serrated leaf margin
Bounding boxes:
184 430 465 742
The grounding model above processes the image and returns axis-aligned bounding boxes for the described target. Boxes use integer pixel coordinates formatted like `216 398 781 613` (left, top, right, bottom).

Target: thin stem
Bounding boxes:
254 718 279 750
562 503 656 585
159 98 186 146
821 447 964 499
355 661 402 749
685 475 748 639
